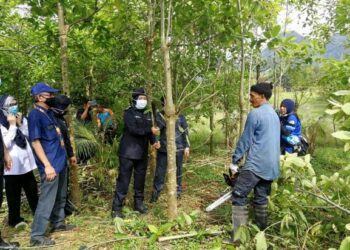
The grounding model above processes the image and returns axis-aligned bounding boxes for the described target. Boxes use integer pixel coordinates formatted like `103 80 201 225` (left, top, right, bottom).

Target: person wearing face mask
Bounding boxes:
28 83 75 247
279 99 302 154
48 95 78 216
111 87 160 218
0 95 38 230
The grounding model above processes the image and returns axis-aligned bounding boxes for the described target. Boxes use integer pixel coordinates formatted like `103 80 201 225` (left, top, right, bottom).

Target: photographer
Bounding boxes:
76 97 96 124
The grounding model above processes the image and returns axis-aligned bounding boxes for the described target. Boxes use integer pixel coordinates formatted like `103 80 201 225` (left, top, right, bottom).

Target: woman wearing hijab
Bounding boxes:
0 95 38 228
279 99 302 154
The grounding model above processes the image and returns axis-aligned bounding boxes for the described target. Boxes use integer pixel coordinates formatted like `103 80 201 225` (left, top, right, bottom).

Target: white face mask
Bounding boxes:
135 99 147 109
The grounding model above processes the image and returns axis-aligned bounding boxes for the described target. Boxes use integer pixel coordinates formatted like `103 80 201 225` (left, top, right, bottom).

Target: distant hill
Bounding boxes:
262 31 349 60
324 33 350 59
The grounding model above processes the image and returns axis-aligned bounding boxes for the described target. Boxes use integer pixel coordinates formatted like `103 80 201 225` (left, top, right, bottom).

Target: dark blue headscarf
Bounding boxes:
0 95 27 149
281 99 295 114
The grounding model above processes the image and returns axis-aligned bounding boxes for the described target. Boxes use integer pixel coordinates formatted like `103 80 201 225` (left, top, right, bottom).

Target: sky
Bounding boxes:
278 0 330 36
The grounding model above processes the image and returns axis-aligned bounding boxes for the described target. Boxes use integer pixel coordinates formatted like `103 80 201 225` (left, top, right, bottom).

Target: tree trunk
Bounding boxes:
145 0 157 180
237 0 246 136
57 2 81 207
161 0 177 219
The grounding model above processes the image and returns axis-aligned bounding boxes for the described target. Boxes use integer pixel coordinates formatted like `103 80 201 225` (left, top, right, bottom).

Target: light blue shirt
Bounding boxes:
232 103 280 181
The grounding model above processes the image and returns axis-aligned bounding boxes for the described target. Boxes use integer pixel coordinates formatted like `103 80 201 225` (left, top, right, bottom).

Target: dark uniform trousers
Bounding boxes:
112 157 148 211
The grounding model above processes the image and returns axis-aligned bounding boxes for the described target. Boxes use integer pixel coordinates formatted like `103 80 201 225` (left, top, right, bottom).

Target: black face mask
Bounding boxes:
45 97 56 107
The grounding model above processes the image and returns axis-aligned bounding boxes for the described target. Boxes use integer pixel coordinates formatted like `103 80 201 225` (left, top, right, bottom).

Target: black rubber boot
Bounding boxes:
223 205 248 245
134 200 148 214
111 209 124 219
254 204 268 230
149 191 159 203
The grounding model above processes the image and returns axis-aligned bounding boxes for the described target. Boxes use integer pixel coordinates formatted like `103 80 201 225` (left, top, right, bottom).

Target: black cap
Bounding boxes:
132 87 146 99
250 83 273 100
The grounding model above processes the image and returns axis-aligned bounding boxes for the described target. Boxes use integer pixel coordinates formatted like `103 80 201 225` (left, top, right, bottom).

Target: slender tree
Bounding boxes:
160 0 177 219
57 1 81 207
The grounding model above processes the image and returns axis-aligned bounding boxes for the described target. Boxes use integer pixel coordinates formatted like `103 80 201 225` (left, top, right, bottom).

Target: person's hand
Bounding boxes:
44 164 57 181
16 112 23 126
69 156 78 166
151 126 160 135
4 151 12 171
7 114 16 126
184 147 190 159
153 141 160 149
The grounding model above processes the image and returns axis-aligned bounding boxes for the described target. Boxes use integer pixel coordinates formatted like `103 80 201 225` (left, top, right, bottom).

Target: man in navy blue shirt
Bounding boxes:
227 83 280 245
28 82 75 246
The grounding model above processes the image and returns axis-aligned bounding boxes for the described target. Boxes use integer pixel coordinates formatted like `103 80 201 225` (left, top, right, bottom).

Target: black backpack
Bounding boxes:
297 136 309 156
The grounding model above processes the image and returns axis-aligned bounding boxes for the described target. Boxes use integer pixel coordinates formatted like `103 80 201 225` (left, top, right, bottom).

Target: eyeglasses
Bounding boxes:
40 94 51 98
8 103 17 107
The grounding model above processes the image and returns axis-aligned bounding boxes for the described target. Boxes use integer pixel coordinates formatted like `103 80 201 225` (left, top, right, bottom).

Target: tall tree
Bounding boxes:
160 0 177 219
57 1 81 207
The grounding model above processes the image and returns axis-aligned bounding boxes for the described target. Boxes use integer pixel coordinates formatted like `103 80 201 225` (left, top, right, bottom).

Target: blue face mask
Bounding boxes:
8 105 18 115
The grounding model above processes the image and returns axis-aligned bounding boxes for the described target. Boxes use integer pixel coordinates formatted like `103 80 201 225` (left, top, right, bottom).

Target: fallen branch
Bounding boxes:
158 231 223 242
304 190 350 215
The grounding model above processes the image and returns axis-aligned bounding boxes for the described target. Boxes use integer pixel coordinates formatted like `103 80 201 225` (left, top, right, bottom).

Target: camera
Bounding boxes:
88 100 97 106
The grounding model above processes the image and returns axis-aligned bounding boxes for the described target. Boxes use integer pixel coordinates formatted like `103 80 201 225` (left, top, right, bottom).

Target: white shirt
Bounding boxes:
1 118 37 175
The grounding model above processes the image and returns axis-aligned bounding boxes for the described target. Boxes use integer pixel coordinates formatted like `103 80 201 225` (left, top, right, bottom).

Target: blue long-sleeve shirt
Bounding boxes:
232 103 280 181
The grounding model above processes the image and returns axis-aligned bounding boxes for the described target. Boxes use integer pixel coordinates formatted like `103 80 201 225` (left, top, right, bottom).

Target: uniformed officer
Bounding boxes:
111 88 159 218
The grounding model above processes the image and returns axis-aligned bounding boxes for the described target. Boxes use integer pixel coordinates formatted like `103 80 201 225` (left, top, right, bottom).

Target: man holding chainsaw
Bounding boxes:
229 82 280 243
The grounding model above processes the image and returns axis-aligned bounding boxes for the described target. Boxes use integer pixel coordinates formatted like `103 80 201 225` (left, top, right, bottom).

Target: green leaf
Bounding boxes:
289 156 305 167
332 131 350 140
339 237 350 250
263 31 271 39
255 232 268 250
234 226 250 243
341 103 350 115
114 217 124 234
149 234 159 244
270 25 281 37
325 109 341 115
159 223 174 234
302 179 313 188
303 154 311 164
183 212 193 225
345 224 350 231
147 224 159 234
344 143 350 152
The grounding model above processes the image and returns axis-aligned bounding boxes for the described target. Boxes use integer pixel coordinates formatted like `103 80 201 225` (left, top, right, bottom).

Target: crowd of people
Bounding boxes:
0 81 306 248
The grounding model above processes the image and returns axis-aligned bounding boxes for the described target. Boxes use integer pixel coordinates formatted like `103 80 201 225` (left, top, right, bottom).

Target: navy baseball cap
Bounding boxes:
31 82 60 96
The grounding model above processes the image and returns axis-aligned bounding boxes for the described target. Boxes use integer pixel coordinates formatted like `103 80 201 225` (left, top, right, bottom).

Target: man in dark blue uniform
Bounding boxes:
111 88 159 218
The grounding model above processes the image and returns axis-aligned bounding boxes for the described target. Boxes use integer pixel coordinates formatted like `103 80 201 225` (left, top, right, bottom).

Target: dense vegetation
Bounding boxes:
0 0 349 249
